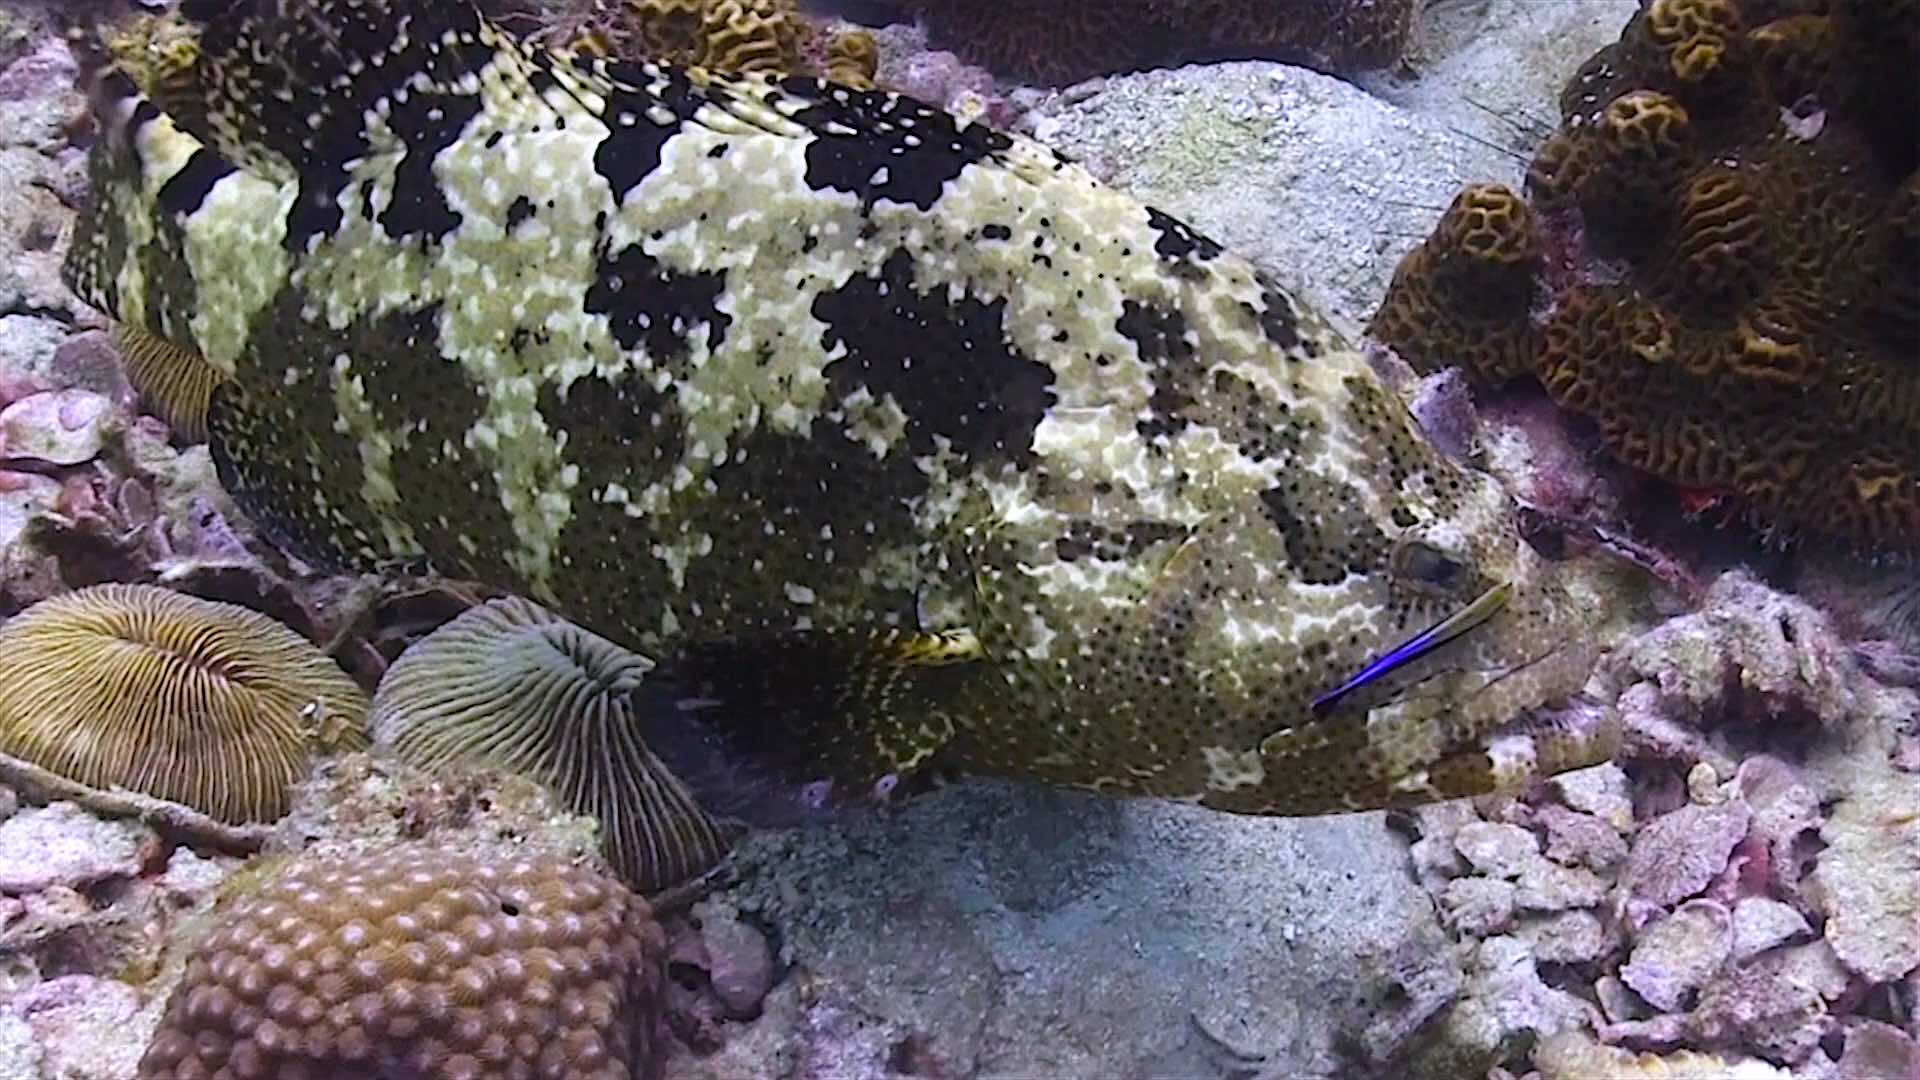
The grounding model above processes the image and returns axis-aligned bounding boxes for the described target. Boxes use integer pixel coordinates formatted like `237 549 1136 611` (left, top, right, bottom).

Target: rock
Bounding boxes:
1551 763 1634 833
693 899 776 1020
1441 877 1515 936
1810 775 1920 983
156 847 238 908
1836 1019 1917 1080
1515 859 1606 913
1689 953 1833 1065
1026 61 1518 329
1424 935 1596 1076
1516 910 1609 966
1536 802 1627 871
9 974 147 1080
45 330 135 405
693 781 1460 1077
1534 1031 1794 1080
1621 801 1752 913
0 389 119 467
1730 897 1810 963
0 315 65 405
1620 900 1731 1013
0 803 155 895
1455 821 1539 879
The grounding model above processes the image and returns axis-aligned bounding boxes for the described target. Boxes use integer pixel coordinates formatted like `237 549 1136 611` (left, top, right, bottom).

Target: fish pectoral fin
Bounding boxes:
112 321 226 442
1252 698 1621 813
649 629 981 821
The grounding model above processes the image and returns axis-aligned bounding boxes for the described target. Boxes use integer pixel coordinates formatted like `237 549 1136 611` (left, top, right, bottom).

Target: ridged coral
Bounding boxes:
111 321 223 442
369 597 734 895
136 844 667 1079
1371 0 1920 548
533 0 877 86
905 0 1417 86
0 584 368 825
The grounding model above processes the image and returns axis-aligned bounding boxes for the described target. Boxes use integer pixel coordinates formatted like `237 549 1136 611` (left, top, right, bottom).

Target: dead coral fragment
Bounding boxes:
906 0 1417 86
1535 1030 1792 1079
1373 0 1920 548
0 584 368 825
370 596 734 895
137 844 668 1079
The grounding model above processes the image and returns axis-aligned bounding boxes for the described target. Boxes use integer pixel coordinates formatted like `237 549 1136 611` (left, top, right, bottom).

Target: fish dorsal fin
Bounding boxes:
173 0 504 180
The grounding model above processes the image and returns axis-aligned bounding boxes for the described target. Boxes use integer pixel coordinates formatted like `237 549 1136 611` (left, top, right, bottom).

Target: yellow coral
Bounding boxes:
1536 1031 1793 1079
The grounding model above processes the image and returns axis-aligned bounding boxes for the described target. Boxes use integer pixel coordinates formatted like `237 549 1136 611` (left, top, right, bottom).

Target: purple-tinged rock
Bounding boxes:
10 974 148 1080
1836 1019 1917 1080
1515 859 1606 913
1809 775 1920 983
1537 802 1627 871
1455 821 1538 879
1551 763 1633 831
1440 877 1515 936
0 389 119 467
1622 801 1751 911
1517 910 1609 965
694 899 777 1020
1731 897 1811 962
1690 950 1835 1065
0 803 155 894
1621 900 1731 1013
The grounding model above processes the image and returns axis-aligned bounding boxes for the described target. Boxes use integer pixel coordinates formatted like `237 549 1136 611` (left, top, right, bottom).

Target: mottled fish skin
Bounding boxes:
66 0 1616 815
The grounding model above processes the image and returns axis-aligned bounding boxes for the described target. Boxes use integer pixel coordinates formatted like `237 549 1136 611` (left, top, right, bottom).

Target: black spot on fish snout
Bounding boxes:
1118 301 1199 441
814 248 1053 461
1260 474 1390 585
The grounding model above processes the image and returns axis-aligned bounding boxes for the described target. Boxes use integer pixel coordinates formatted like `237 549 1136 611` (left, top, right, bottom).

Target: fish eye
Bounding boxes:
1396 541 1468 593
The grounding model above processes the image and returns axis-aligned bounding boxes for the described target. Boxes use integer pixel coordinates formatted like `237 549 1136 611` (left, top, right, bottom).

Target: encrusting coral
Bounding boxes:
903 0 1418 86
488 0 879 87
369 597 736 895
136 843 669 1079
0 583 368 825
1371 0 1920 549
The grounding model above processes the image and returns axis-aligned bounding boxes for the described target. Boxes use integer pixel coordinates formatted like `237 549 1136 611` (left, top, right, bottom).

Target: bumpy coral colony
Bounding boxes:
67 0 1614 833
137 845 667 1079
1373 0 1920 549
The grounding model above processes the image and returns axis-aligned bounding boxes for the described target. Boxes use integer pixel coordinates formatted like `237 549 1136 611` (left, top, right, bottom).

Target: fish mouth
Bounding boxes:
1310 580 1515 715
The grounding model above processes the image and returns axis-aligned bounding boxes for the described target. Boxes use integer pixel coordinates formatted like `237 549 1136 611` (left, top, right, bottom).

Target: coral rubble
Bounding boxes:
1372 0 1920 548
136 844 669 1079
902 0 1417 85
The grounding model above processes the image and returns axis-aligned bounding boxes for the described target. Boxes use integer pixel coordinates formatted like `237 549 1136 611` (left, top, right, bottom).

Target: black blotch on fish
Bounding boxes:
156 148 236 219
786 78 1011 210
592 69 700 203
380 89 482 242
814 248 1053 461
585 241 731 361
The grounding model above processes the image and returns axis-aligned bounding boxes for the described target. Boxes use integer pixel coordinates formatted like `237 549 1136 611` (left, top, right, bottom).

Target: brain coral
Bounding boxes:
0 584 368 824
138 844 668 1079
905 0 1417 85
496 0 878 86
1371 0 1920 548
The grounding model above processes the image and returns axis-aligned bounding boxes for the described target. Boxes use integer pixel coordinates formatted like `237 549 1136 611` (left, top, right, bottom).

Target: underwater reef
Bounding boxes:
1372 0 1920 550
0 0 1915 1077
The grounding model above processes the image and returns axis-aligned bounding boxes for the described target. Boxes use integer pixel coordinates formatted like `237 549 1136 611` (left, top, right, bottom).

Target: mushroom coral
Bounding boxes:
370 597 734 895
138 843 669 1079
1371 0 1920 549
0 584 368 825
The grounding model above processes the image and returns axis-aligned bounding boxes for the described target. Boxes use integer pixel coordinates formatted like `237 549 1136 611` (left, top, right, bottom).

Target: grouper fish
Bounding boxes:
64 0 1618 849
